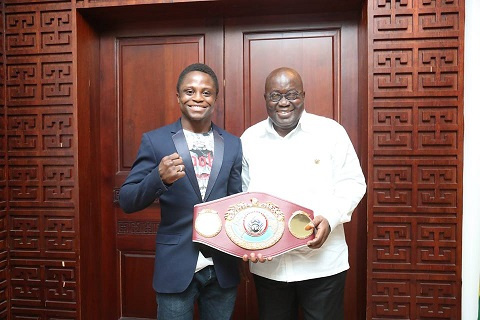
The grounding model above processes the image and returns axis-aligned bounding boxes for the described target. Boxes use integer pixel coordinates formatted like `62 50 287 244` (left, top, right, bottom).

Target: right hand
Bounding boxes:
158 153 186 185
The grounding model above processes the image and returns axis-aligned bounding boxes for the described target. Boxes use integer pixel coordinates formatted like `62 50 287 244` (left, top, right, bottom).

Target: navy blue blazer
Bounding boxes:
119 119 242 293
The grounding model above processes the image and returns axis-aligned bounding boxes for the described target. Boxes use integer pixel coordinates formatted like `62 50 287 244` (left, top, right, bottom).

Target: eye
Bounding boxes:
285 92 299 100
184 89 194 95
269 93 282 102
202 90 212 97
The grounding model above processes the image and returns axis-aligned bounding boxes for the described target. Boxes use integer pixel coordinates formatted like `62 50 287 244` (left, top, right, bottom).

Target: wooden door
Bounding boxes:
97 9 365 320
224 13 366 320
98 18 224 319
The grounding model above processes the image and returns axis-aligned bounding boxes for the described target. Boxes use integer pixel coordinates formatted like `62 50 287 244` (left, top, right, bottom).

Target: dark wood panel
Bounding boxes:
118 35 205 170
4 2 78 319
367 0 464 319
120 252 157 318
355 1 369 318
77 11 104 320
78 0 363 26
225 13 365 320
0 4 7 318
224 13 356 137
243 30 339 127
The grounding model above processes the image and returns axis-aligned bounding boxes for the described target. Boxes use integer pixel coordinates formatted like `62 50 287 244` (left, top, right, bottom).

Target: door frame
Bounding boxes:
75 3 368 319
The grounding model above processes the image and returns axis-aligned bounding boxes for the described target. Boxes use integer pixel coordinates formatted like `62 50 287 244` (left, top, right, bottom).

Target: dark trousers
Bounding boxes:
156 266 237 320
253 271 347 320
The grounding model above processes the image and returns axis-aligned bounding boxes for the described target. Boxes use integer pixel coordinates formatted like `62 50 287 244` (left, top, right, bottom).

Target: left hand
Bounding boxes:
305 215 331 249
242 252 273 263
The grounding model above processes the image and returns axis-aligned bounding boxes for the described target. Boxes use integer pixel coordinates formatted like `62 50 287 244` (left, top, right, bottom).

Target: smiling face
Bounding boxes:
264 68 305 137
177 71 217 133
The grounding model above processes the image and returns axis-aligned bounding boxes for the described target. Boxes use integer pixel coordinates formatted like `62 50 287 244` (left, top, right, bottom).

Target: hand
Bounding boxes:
305 215 331 249
242 252 273 263
158 153 186 185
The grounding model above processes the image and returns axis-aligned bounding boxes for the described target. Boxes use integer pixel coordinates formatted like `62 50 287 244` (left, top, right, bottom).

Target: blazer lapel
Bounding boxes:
172 127 202 201
204 128 224 200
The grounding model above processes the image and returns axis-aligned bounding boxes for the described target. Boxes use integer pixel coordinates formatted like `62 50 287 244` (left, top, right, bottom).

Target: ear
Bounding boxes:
176 92 180 103
264 93 268 101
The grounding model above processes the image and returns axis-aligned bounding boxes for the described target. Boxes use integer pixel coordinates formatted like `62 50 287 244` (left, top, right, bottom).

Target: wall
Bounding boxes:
367 0 464 318
0 0 467 318
3 1 77 318
0 0 9 317
463 0 480 318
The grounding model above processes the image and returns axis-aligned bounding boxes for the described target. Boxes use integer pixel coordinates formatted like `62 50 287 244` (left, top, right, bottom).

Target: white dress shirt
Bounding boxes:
241 111 366 282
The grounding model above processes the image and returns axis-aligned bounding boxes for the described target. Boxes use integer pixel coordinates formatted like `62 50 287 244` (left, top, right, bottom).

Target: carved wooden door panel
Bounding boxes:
99 19 224 319
224 14 366 320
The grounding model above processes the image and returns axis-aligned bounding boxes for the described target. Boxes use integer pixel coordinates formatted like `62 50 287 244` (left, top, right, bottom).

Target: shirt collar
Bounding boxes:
265 110 311 138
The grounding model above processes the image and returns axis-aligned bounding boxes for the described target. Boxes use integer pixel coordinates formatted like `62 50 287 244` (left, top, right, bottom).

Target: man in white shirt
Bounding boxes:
241 67 366 319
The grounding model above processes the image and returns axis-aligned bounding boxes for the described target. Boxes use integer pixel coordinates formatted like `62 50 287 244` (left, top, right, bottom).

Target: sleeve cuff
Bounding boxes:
151 166 169 196
322 210 342 232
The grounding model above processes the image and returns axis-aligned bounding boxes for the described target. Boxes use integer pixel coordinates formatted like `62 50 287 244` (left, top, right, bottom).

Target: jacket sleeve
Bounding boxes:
119 133 169 213
227 139 243 196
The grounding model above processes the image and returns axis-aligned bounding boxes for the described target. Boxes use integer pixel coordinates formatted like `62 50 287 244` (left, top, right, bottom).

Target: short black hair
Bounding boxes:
176 63 219 94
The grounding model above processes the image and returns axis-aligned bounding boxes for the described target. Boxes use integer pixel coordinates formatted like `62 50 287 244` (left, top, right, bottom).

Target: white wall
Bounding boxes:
463 0 480 318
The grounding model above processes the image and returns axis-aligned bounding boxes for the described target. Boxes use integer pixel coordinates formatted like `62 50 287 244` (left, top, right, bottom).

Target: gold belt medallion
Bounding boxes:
194 208 222 238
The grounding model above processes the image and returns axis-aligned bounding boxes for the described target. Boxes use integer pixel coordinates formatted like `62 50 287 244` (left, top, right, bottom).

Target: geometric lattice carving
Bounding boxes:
374 223 412 263
10 261 77 313
5 3 77 318
8 162 74 207
419 107 457 150
117 221 160 235
373 160 458 212
374 0 460 38
374 107 413 150
374 45 459 97
417 224 456 264
45 217 75 253
5 8 72 54
0 4 7 317
368 0 463 318
372 279 411 318
7 110 74 156
9 214 76 259
6 57 73 106
371 276 458 319
416 281 457 318
418 49 458 91
373 102 459 155
374 50 413 92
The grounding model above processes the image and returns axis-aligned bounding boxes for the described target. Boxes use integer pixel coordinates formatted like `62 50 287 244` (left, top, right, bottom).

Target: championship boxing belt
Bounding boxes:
192 192 315 258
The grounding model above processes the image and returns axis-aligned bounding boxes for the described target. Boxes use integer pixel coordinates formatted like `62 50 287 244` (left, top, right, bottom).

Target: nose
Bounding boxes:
278 95 290 106
192 91 204 102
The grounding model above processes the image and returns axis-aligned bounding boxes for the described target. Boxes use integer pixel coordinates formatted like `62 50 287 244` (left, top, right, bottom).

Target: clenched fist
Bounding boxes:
158 153 186 185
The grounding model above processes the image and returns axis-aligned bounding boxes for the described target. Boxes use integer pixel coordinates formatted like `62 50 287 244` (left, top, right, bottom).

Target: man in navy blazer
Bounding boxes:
119 63 242 320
